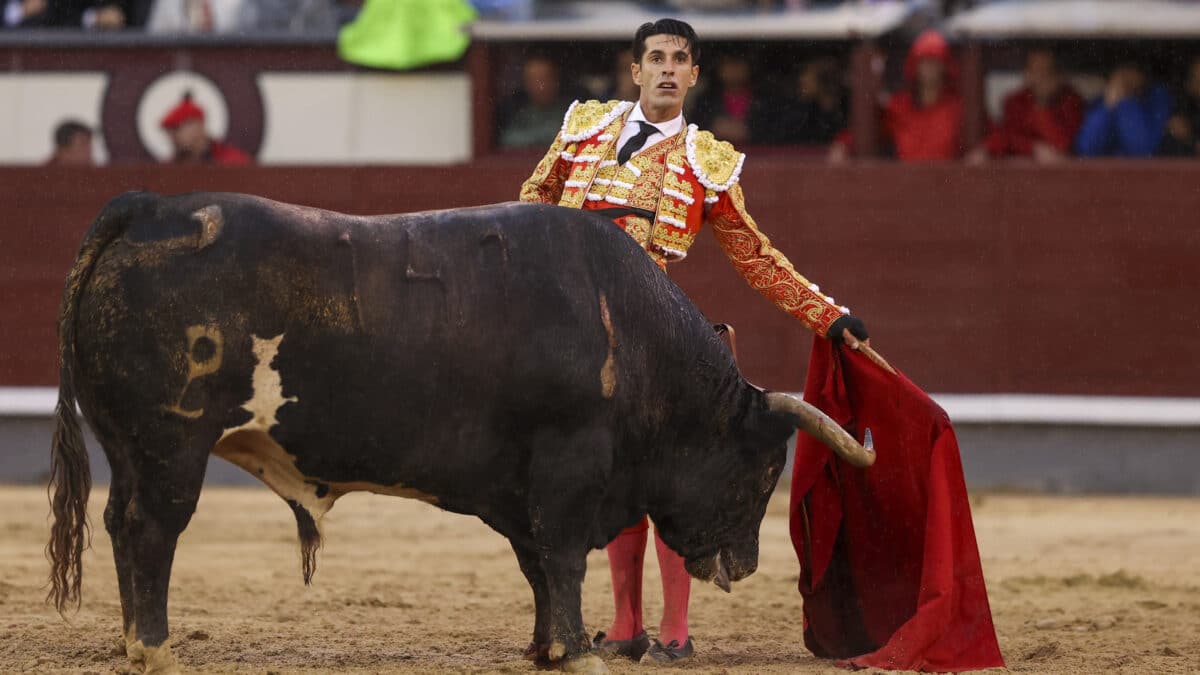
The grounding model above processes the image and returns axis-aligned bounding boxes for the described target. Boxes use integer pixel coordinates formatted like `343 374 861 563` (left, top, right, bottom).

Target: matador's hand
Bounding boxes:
827 314 870 350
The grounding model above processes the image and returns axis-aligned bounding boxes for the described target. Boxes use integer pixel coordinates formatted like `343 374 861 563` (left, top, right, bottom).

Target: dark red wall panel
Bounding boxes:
2 161 1197 396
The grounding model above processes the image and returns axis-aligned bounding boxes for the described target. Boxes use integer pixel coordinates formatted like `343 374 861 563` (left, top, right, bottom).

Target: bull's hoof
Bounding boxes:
127 639 180 675
522 641 550 662
122 622 138 658
560 653 608 674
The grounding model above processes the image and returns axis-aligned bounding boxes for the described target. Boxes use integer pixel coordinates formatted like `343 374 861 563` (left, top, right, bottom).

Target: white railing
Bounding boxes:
3 386 1198 427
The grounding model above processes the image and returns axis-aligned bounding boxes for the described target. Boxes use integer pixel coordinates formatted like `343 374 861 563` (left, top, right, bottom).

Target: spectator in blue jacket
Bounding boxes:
1076 62 1172 157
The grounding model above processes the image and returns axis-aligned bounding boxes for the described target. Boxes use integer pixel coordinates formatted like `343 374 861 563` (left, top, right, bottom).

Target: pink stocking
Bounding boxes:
654 528 691 646
603 518 648 641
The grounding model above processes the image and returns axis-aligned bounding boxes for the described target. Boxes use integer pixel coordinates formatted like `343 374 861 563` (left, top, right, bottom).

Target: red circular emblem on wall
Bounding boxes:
101 64 264 163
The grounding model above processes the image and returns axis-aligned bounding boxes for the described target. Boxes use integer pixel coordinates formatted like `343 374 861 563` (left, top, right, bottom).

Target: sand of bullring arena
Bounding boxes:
2 486 1198 674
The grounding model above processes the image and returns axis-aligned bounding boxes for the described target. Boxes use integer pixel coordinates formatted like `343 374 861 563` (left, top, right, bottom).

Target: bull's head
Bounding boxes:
650 389 873 592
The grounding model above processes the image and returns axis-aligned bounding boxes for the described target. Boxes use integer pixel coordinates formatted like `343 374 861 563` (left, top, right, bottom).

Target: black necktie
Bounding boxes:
617 121 660 165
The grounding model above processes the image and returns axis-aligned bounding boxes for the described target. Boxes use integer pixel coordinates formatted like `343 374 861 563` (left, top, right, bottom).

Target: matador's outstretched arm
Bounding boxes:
707 184 854 339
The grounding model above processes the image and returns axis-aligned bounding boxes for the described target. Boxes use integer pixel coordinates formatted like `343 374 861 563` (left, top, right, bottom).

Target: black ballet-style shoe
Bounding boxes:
642 636 695 664
591 630 651 661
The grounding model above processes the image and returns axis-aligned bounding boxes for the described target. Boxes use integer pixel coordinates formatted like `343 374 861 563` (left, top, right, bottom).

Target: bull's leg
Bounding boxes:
125 436 210 675
526 427 612 674
101 456 137 658
540 550 607 674
511 543 552 662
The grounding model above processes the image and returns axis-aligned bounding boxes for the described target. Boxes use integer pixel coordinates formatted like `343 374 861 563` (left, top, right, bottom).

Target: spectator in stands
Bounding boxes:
689 53 774 144
150 0 358 34
159 92 252 165
147 0 241 33
4 0 152 28
498 55 575 149
1075 61 1171 158
2 0 47 26
470 0 531 21
603 48 640 103
774 56 847 145
968 48 1083 163
1157 56 1200 158
236 0 347 33
828 30 963 162
666 0 777 10
45 120 95 166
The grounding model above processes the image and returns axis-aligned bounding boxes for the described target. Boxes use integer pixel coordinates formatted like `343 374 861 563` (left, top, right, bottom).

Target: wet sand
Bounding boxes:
2 485 1198 673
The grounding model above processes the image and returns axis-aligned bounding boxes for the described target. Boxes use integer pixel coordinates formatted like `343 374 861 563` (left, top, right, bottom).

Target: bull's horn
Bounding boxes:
712 552 732 593
765 392 876 467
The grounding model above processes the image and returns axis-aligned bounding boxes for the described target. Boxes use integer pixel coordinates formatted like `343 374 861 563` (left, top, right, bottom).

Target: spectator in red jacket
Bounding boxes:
829 30 963 162
968 48 1084 164
159 91 251 166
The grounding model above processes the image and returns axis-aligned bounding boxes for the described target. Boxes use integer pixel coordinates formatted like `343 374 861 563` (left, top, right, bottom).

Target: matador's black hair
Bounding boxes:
632 18 700 66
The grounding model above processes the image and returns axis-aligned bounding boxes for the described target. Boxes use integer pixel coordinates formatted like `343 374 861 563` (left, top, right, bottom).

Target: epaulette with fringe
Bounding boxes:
684 125 745 192
560 100 634 143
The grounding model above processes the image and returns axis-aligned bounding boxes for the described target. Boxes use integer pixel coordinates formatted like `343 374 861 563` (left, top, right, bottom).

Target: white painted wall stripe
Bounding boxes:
258 72 471 165
0 388 59 416
4 387 1199 427
929 394 1200 427
0 73 109 164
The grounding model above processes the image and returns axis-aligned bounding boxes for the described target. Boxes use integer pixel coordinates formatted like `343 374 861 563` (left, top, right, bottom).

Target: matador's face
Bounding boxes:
632 34 699 120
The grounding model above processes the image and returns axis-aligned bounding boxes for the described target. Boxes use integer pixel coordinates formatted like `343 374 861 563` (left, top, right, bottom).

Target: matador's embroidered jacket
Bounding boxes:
519 99 849 337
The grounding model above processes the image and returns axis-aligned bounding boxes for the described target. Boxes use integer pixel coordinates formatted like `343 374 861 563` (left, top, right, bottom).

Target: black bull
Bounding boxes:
47 193 873 673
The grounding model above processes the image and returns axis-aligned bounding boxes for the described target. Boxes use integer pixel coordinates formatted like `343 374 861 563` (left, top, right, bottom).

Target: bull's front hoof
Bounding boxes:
121 622 138 658
560 652 608 674
127 639 181 675
522 641 551 662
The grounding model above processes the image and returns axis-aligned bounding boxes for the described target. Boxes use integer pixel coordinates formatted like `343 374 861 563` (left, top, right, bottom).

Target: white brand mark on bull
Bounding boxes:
224 334 296 436
213 332 437 522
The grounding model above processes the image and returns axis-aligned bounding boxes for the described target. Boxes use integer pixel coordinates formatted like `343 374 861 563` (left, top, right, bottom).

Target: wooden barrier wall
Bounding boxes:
2 161 1198 396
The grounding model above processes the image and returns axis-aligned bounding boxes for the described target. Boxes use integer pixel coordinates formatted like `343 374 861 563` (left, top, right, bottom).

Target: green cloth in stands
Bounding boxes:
338 0 477 71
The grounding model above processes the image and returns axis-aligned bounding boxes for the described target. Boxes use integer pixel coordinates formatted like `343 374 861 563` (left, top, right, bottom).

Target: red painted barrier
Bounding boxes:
3 161 1198 396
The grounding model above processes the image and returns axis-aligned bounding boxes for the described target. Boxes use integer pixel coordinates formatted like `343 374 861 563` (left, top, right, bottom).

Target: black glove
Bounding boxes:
826 314 869 344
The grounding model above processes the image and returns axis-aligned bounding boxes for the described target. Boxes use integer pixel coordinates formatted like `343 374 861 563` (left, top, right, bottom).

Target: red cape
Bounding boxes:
788 341 1005 672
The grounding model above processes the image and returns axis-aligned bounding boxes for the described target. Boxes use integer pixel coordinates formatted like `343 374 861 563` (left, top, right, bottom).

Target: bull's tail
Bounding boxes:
287 500 323 585
47 191 155 613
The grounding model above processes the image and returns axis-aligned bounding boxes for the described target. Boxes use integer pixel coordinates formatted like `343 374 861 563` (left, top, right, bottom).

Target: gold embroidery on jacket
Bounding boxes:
519 135 568 204
709 184 842 335
620 215 652 247
647 131 700 258
557 111 629 208
686 126 745 192
563 100 629 140
620 139 673 212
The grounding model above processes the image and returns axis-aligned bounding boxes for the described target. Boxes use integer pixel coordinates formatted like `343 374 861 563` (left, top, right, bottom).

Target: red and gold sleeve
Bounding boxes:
707 183 848 337
518 133 572 205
